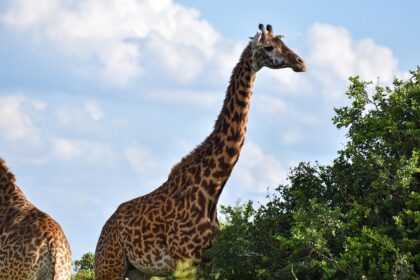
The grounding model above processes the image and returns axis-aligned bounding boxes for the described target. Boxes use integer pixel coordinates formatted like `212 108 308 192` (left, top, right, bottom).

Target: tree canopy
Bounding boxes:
72 252 95 280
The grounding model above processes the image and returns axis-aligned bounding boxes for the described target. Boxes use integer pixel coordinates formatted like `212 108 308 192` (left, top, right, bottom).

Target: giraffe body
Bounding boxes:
95 24 306 280
0 159 72 280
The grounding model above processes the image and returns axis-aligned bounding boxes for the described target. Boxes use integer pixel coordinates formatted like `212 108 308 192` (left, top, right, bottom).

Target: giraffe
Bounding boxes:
95 23 306 280
0 158 72 280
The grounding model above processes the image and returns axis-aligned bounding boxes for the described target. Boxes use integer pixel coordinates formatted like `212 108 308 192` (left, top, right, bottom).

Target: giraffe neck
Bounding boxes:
209 43 256 183
193 43 258 221
167 42 257 200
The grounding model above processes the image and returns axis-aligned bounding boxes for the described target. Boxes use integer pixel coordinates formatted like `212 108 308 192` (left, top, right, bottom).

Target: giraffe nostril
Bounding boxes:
293 57 307 72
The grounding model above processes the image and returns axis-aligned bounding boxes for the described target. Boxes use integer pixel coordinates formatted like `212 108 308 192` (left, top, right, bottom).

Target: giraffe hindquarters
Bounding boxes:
95 219 127 280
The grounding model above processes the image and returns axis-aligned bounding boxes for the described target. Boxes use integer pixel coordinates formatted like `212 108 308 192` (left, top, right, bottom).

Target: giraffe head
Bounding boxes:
250 24 307 72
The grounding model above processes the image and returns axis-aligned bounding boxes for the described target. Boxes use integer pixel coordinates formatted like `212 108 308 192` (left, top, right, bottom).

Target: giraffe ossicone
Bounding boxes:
95 23 306 280
0 158 72 280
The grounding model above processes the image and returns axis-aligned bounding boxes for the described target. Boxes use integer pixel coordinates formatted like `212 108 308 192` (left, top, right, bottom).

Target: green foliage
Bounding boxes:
204 68 420 279
173 260 199 280
72 252 95 280
204 202 260 279
152 260 201 280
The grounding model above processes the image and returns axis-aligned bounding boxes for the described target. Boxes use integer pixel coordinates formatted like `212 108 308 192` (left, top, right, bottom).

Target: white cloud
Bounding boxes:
56 101 104 127
306 22 399 100
52 138 82 160
1 0 57 28
233 143 288 194
84 101 104 121
2 3 402 97
52 138 116 165
0 95 46 145
124 146 157 175
0 94 113 165
1 0 232 86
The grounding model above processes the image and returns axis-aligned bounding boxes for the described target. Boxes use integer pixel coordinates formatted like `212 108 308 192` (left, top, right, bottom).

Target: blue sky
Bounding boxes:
0 0 419 260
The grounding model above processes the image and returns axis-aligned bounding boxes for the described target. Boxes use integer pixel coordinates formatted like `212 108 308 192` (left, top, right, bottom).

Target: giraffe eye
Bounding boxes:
264 46 274 52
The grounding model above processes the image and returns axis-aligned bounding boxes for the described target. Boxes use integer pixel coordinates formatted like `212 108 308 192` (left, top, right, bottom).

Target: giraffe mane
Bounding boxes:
0 158 16 182
168 134 212 178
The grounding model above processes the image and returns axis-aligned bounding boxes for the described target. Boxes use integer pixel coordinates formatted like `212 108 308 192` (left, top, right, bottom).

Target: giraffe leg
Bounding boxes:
95 241 127 280
95 248 127 280
168 218 213 262
95 219 127 280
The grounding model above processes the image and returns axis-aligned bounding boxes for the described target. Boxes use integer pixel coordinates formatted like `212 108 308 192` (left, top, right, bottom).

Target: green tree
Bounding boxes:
204 68 420 279
72 252 95 280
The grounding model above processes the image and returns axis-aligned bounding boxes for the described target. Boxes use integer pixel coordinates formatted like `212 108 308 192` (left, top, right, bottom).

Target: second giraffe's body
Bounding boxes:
95 24 306 280
0 159 72 280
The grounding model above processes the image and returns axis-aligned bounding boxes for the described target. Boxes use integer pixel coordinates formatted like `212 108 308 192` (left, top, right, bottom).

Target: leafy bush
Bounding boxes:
72 252 95 280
